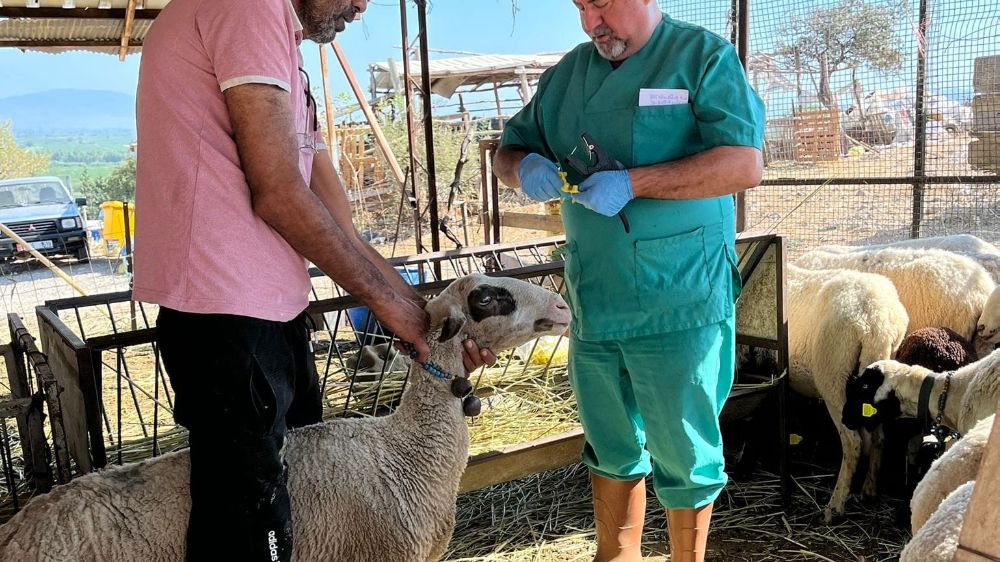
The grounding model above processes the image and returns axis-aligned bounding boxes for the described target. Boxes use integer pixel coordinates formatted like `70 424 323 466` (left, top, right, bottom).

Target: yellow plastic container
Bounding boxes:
100 201 136 254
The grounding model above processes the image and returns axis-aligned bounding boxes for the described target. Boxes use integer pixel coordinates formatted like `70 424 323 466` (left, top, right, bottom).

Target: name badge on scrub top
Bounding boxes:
638 88 689 107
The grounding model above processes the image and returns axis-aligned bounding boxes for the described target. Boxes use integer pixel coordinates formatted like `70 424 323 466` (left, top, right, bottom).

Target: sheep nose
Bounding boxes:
550 296 572 325
978 324 986 333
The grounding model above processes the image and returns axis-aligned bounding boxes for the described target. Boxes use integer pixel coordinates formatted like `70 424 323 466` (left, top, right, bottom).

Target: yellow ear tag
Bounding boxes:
862 403 878 418
558 170 579 194
789 433 803 446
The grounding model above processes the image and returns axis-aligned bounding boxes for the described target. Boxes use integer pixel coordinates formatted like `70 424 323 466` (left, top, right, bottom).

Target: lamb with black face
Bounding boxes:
842 364 902 431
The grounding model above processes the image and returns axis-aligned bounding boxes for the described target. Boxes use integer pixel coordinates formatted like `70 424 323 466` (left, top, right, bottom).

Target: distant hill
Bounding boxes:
0 89 135 133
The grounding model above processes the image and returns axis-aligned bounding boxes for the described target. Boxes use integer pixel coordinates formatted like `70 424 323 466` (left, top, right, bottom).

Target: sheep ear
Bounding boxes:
426 294 466 342
439 315 466 342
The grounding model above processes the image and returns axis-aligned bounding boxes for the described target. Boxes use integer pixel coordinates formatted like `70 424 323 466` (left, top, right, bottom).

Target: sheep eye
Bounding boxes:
479 296 493 305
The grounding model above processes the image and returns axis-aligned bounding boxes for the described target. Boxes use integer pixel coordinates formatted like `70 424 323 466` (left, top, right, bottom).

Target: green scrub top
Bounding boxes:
501 14 765 342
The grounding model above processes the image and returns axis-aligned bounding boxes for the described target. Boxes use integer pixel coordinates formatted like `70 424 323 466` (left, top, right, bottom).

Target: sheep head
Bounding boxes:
842 361 903 431
426 274 571 352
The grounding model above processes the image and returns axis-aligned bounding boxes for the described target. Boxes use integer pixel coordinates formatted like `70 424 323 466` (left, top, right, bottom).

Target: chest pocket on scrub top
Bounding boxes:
631 104 699 167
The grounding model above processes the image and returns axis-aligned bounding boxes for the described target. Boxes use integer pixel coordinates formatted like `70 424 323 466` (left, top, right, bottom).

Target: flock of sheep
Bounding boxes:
0 234 998 561
738 233 1000 561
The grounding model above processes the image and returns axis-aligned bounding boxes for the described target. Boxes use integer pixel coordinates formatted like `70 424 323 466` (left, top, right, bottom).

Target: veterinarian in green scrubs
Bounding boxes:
493 1 765 560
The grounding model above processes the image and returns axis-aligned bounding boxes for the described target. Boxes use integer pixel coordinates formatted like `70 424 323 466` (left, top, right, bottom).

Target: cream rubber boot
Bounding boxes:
591 474 646 562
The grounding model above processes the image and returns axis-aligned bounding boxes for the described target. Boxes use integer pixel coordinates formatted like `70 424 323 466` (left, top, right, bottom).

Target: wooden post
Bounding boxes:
330 41 406 186
493 80 503 116
318 44 337 155
118 0 137 61
0 223 88 297
954 412 1000 561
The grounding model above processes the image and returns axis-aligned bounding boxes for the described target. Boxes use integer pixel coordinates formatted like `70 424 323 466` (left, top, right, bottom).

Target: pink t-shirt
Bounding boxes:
133 0 325 321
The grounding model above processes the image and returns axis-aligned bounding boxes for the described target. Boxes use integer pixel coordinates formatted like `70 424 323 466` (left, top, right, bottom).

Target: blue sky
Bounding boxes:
0 1 590 102
2 0 996 118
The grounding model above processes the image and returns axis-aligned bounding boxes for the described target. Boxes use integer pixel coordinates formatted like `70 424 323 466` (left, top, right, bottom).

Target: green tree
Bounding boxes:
78 157 136 204
0 120 50 180
777 0 906 113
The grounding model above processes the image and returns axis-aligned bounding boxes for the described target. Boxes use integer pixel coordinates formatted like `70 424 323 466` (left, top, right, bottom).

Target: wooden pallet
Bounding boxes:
969 134 1000 172
793 108 841 162
972 94 1000 134
337 126 388 191
974 55 1000 94
954 412 1000 561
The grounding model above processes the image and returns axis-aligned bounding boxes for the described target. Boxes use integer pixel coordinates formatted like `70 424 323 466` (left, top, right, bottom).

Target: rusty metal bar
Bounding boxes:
399 0 423 256
414 0 442 278
911 0 931 240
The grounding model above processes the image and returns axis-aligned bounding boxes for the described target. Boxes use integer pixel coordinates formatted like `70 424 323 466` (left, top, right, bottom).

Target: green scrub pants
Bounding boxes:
569 316 735 509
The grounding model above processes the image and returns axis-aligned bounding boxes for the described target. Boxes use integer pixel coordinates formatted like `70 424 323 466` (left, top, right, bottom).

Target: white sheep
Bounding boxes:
909 414 993 535
737 262 909 521
794 248 997 356
0 274 572 562
899 480 975 562
978 286 1000 346
843 349 1000 441
814 233 1000 282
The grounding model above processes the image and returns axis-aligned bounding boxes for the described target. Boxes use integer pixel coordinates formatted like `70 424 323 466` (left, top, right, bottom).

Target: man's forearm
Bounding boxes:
629 146 763 200
493 145 529 188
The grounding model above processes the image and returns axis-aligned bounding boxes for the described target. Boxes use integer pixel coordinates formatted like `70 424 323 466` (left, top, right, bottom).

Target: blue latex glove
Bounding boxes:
574 170 634 217
517 153 568 202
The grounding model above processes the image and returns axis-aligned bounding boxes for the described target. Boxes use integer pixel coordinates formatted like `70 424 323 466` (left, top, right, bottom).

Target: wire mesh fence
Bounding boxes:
12 241 568 484
662 0 1000 255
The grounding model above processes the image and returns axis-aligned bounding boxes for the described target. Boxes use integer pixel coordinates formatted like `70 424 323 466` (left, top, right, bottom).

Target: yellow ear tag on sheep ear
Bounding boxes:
862 403 878 418
789 433 803 446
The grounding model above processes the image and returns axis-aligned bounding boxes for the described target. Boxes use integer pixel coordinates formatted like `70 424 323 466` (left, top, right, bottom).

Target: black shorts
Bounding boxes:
156 307 323 562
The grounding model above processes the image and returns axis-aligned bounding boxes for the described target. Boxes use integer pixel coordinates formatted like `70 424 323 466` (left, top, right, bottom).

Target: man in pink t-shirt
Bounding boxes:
135 1 473 560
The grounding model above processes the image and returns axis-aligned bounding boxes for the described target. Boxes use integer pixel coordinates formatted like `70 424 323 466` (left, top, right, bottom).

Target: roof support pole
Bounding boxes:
117 0 137 61
399 0 423 256
414 0 441 273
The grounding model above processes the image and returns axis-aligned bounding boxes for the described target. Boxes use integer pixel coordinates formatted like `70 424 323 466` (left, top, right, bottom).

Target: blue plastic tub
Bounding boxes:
348 265 425 347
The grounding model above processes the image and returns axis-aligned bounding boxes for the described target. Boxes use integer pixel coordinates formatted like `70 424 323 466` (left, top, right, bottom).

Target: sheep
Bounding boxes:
978 286 1000 346
909 414 993 535
814 234 1000 283
0 273 572 562
843 349 1000 441
895 327 978 373
737 262 909 521
794 247 997 357
899 480 975 562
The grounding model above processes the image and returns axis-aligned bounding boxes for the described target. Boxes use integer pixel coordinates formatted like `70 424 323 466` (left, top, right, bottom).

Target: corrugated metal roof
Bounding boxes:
0 0 167 54
370 54 565 98
0 1 170 9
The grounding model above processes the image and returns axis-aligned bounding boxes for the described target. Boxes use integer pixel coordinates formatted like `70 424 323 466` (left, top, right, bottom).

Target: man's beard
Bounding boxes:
300 0 354 43
590 24 627 60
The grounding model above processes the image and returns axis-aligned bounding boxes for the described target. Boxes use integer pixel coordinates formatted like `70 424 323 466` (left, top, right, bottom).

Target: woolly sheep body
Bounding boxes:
910 414 992 535
0 274 571 562
815 234 1000 283
738 262 908 521
900 481 975 562
795 247 996 343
